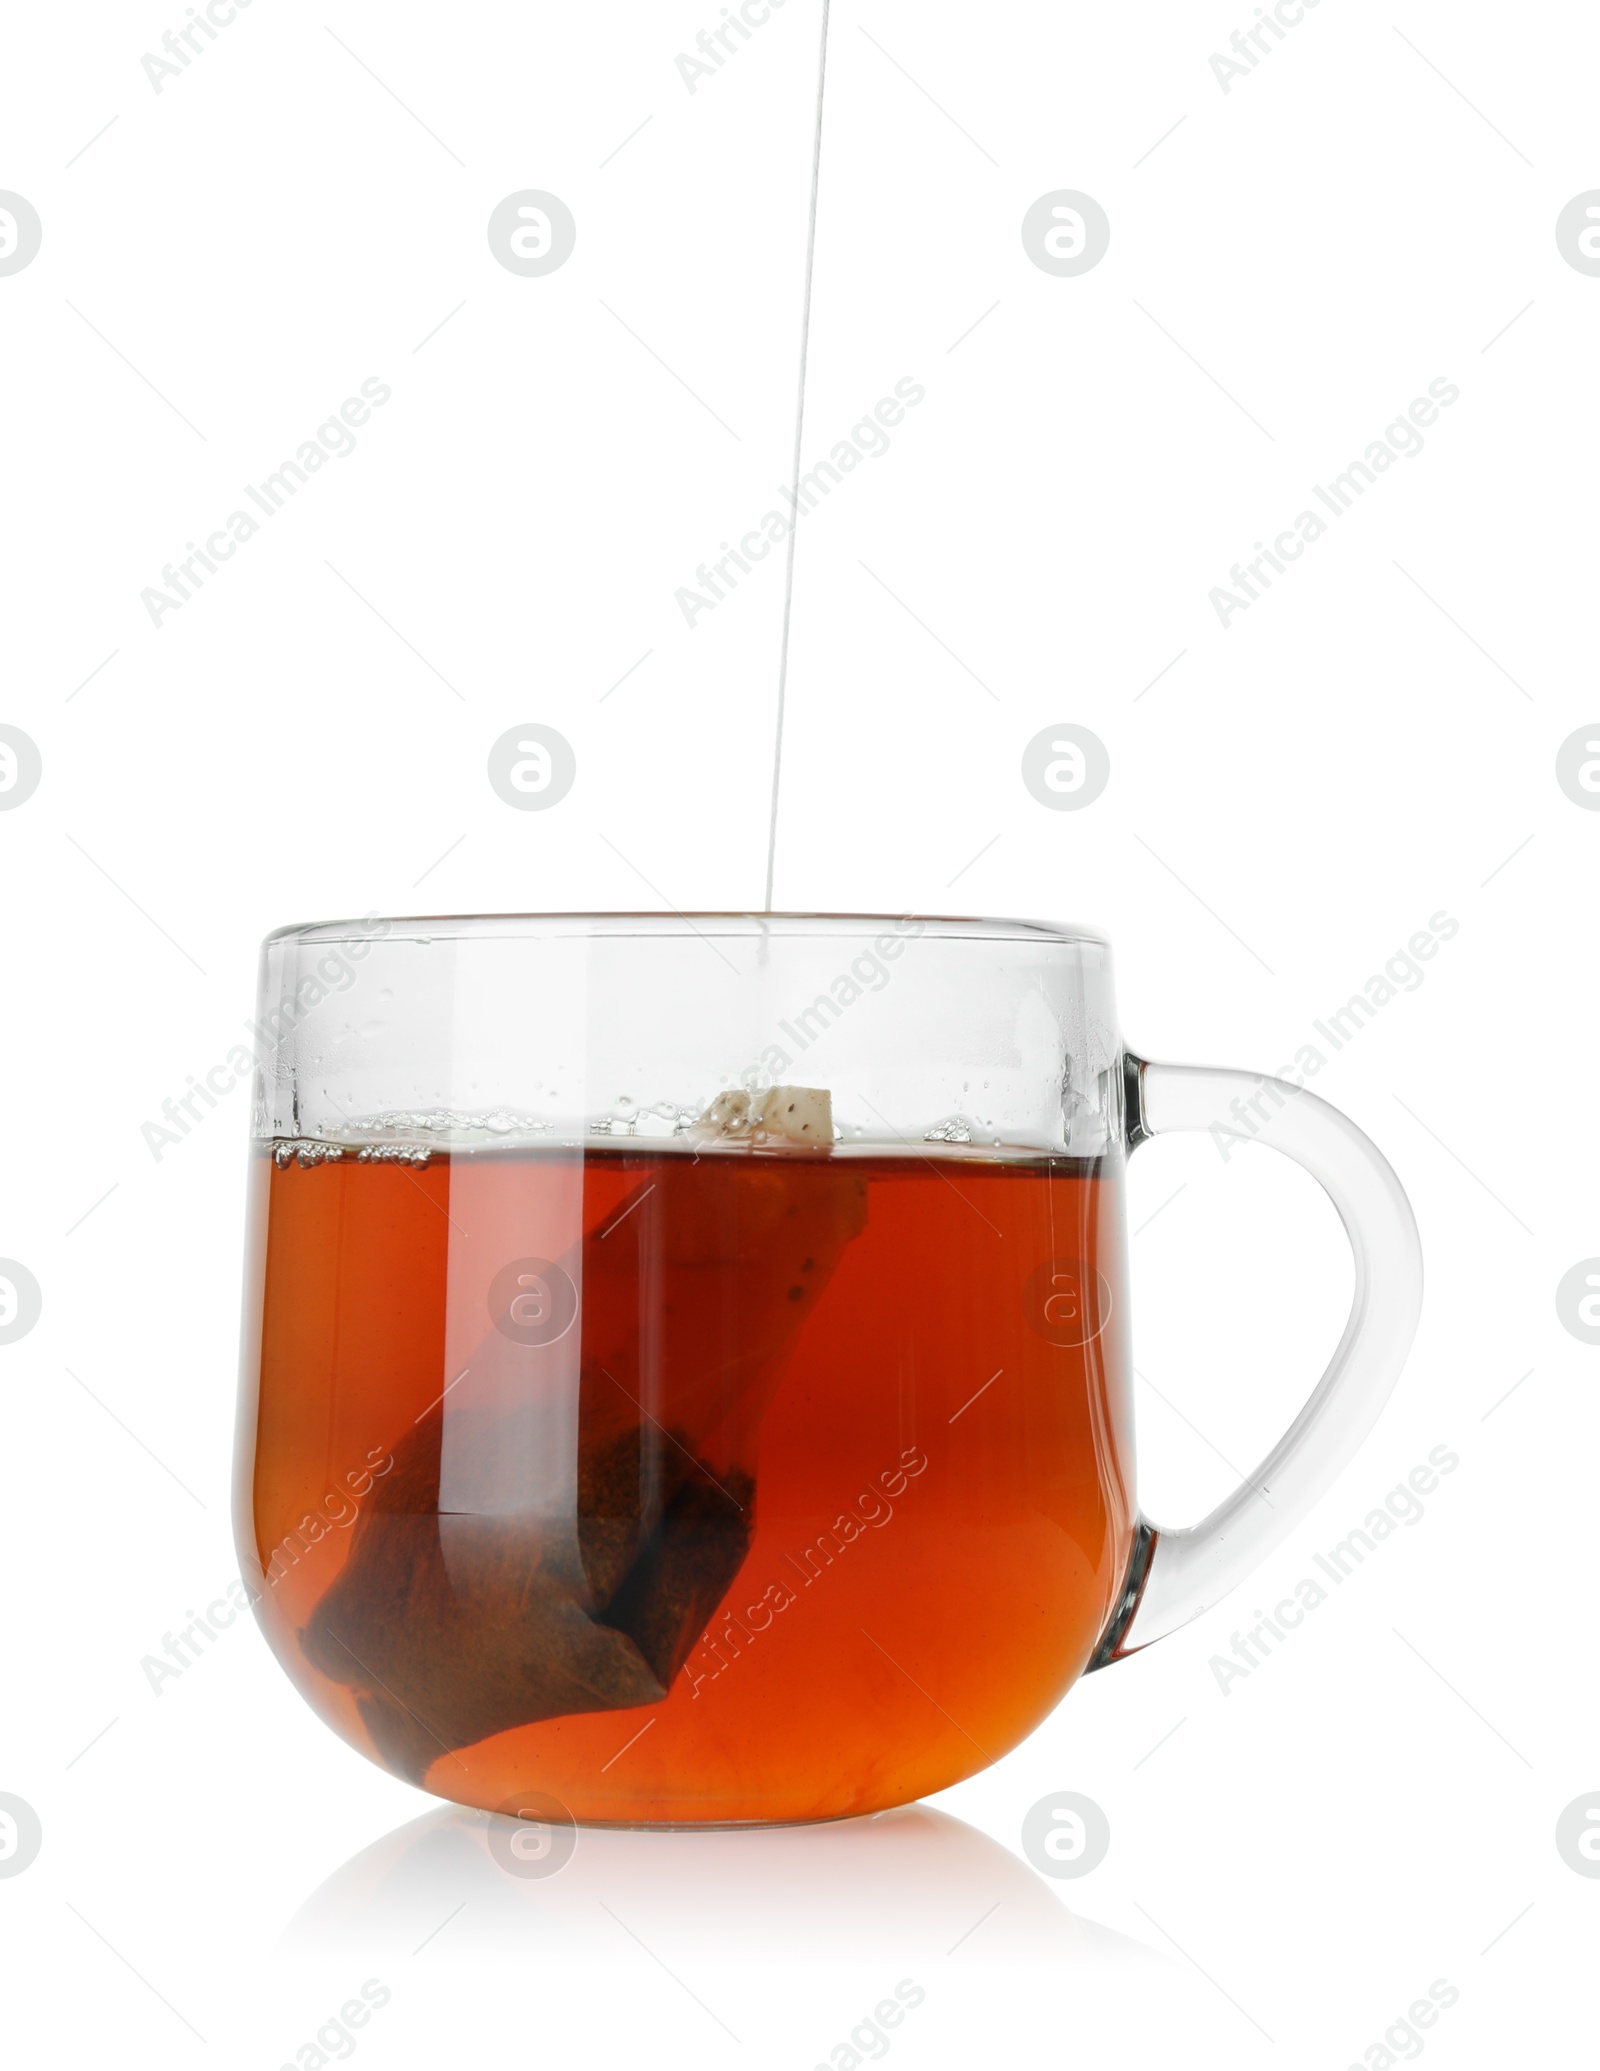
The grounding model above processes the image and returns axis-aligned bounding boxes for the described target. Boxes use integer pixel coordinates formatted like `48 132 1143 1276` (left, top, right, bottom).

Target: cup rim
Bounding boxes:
263 910 1111 950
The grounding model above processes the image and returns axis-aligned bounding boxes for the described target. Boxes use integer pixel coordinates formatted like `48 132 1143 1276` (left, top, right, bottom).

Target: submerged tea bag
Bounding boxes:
301 1100 863 1782
301 1399 689 1783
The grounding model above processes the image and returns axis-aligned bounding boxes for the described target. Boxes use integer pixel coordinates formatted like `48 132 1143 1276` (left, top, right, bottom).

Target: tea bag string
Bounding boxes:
764 0 832 913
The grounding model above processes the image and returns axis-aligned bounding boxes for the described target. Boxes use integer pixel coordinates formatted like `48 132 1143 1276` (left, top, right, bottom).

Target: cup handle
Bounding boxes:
1089 1057 1424 1666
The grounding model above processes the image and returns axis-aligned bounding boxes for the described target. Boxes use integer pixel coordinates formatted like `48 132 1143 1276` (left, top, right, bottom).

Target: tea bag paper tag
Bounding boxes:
694 1085 834 1147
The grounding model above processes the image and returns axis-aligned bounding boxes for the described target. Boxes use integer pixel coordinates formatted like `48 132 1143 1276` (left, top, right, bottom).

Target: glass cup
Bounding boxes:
234 912 1422 1826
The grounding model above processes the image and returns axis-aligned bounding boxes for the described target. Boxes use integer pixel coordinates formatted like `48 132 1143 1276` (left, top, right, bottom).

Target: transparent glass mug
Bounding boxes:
235 913 1422 1826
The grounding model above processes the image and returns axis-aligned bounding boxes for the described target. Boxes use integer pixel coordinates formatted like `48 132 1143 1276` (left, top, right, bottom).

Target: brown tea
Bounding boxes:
237 1141 1136 1823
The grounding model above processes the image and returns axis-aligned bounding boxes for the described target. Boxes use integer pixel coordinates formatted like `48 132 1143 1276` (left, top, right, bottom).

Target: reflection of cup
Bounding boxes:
280 1802 1163 1975
236 912 1421 1825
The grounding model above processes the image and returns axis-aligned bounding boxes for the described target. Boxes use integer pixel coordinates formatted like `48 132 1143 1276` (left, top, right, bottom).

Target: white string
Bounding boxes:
763 0 832 913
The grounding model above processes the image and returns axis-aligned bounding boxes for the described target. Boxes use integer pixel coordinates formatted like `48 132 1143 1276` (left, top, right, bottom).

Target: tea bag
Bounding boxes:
300 1095 865 1783
300 1399 670 1783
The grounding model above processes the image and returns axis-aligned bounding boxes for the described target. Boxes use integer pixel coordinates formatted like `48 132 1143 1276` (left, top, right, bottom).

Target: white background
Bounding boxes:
2 0 1596 2063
